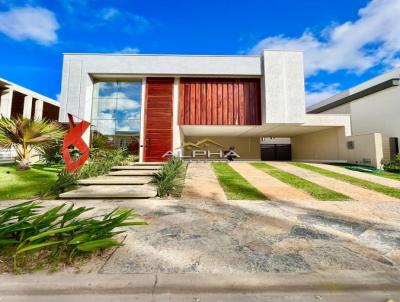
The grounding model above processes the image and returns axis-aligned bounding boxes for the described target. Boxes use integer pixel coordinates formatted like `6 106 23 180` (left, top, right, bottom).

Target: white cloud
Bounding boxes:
101 7 119 20
0 6 59 45
116 47 140 54
305 83 341 106
249 0 400 76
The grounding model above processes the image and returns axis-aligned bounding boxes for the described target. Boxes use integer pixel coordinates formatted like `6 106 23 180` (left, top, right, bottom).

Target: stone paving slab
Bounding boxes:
128 162 165 166
229 163 315 202
111 166 163 170
78 176 153 185
108 170 157 176
59 184 157 199
181 163 226 201
3 197 400 275
309 163 400 189
268 162 398 202
96 197 400 274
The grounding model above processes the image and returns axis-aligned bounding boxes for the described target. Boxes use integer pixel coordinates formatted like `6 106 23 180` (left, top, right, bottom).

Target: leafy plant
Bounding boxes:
154 157 185 197
45 148 131 197
0 201 147 272
383 154 400 173
0 116 65 170
37 139 64 165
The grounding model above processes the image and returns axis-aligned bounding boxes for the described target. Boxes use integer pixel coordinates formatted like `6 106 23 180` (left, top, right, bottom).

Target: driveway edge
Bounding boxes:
0 271 399 295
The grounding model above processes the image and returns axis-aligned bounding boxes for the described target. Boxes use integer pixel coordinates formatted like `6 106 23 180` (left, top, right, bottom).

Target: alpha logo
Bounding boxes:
162 138 240 159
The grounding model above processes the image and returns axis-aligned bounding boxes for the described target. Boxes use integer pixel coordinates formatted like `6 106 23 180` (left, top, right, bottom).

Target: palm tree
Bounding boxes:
0 116 65 170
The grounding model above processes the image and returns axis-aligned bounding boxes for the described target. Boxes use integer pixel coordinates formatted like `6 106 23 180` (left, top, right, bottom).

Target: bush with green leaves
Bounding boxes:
37 139 64 165
45 148 131 197
0 201 147 272
154 157 185 197
383 154 400 173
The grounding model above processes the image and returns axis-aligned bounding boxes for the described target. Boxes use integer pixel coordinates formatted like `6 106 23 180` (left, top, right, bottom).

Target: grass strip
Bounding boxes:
212 163 267 200
331 163 400 181
374 170 400 181
293 162 400 199
251 163 349 201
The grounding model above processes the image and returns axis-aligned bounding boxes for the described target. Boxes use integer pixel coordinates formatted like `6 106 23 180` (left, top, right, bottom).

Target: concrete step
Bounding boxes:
108 170 157 176
128 162 166 166
111 166 163 170
0 159 15 164
78 176 153 185
59 184 157 199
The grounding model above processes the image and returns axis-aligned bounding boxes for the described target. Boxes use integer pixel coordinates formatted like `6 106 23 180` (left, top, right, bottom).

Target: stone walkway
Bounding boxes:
60 163 161 199
267 162 399 202
181 163 226 201
230 163 315 202
309 162 400 189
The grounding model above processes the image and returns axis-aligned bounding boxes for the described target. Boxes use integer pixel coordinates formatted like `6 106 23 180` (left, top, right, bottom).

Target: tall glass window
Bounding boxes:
91 80 142 154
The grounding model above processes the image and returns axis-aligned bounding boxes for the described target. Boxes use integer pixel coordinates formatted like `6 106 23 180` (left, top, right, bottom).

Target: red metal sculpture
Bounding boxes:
62 114 91 173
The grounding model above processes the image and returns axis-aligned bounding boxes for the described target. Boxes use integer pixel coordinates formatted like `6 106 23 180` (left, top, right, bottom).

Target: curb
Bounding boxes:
0 271 400 295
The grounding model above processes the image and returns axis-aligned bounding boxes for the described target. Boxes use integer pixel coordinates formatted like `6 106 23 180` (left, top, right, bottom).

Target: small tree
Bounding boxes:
0 116 65 170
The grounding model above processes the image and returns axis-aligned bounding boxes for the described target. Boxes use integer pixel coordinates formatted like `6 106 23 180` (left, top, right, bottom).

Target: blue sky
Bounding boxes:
0 0 399 106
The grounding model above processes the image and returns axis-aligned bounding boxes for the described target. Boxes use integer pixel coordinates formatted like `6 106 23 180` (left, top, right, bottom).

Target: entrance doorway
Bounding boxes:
260 137 292 161
143 78 174 162
389 137 399 160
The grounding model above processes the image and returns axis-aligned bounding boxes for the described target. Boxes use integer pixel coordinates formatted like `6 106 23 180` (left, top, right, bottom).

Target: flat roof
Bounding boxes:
307 67 400 113
0 77 59 107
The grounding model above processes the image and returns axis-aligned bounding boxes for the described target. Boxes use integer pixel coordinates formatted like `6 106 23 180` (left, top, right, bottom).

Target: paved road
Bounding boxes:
2 291 399 302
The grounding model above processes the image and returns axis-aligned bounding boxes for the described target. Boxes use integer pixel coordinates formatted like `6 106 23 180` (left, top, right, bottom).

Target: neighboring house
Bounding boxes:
0 78 60 121
0 78 60 164
59 50 384 167
308 67 400 164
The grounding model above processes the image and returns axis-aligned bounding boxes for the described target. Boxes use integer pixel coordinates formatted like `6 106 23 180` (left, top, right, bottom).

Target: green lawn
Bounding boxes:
374 170 400 181
0 164 62 200
293 162 400 199
331 163 400 181
251 163 350 201
212 163 267 200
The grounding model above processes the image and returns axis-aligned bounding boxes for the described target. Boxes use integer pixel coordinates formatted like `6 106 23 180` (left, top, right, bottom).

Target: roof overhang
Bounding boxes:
308 78 399 113
180 114 351 137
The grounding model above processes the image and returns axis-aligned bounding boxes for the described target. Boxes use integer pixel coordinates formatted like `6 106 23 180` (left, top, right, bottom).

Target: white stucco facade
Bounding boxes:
59 50 382 165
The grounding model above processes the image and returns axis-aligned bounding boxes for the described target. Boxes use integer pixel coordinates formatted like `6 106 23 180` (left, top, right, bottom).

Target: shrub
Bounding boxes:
45 148 132 197
0 201 147 272
154 157 185 197
383 154 400 173
0 116 65 170
37 140 64 165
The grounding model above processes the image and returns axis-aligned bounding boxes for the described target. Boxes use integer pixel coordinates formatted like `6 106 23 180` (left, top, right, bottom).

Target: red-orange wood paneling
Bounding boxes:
179 78 261 125
144 78 174 162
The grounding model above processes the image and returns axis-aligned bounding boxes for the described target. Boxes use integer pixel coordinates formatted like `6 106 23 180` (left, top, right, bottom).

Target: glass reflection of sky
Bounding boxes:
92 81 142 135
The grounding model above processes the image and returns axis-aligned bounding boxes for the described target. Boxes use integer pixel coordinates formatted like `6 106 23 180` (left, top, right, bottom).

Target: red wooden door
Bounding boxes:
143 78 174 162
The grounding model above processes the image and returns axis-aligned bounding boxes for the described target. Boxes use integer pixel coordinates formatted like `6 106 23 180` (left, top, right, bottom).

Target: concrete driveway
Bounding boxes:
42 195 399 275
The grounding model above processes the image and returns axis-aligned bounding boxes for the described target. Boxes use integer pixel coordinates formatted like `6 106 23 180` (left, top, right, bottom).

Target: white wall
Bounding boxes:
262 50 306 124
59 51 307 125
348 86 400 140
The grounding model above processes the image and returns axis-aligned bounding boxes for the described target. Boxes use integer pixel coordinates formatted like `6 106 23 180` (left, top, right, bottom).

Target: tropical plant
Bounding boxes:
383 154 400 173
45 148 131 197
37 139 64 165
0 116 65 170
154 157 185 197
0 201 147 272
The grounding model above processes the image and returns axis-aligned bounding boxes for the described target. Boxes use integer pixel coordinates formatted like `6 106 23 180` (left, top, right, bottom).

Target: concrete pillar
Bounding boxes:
0 89 13 118
139 78 146 162
34 100 43 120
172 77 184 150
22 95 33 118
